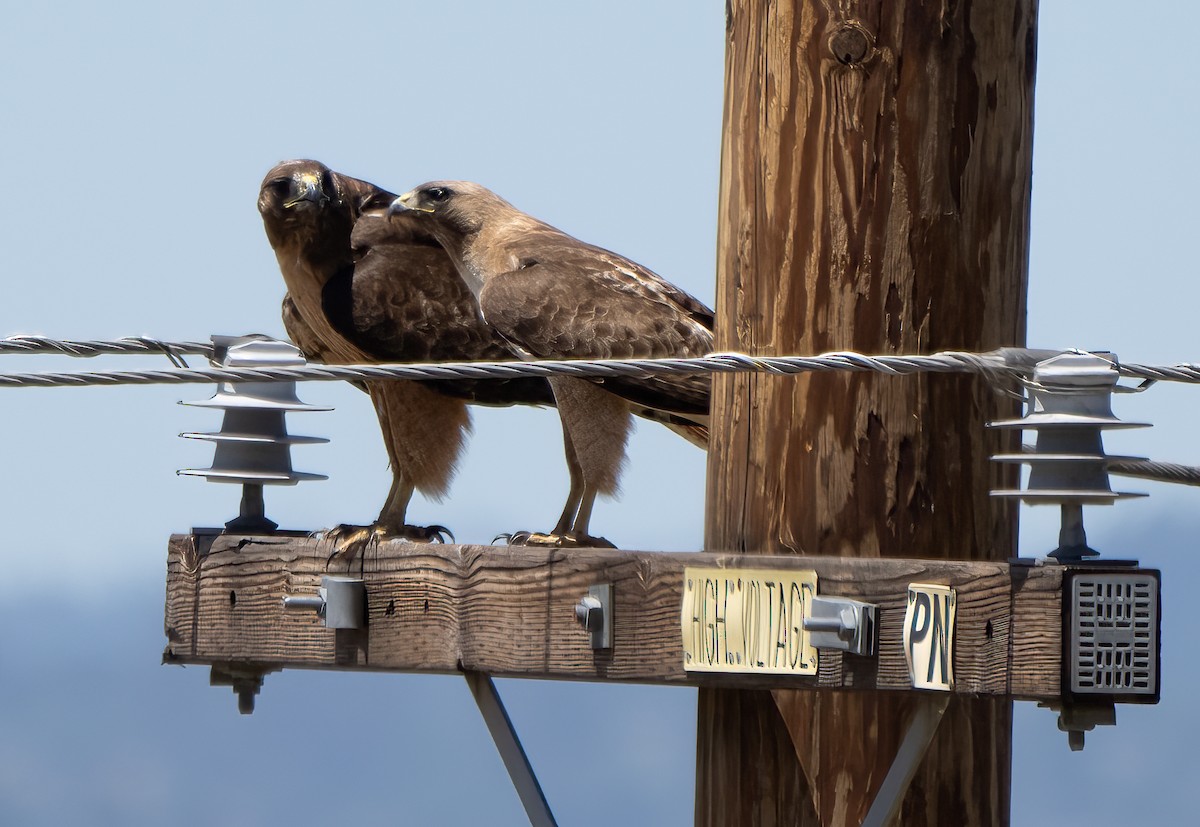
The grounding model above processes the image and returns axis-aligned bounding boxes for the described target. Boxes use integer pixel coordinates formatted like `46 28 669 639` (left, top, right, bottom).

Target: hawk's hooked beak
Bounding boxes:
386 191 433 218
283 172 328 208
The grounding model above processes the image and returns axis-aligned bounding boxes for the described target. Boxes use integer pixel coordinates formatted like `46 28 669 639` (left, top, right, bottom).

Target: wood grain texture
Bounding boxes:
163 534 1071 699
702 0 1038 824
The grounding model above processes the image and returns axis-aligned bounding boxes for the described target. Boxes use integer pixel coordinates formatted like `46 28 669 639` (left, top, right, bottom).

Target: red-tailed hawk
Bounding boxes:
258 161 554 553
388 181 712 547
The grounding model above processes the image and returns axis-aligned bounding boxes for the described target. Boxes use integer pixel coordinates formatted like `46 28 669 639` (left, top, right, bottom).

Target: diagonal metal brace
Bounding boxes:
463 671 558 827
861 695 951 827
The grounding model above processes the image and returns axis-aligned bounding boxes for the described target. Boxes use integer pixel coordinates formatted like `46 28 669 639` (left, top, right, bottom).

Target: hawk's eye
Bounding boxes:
426 186 450 203
269 177 290 194
320 170 336 196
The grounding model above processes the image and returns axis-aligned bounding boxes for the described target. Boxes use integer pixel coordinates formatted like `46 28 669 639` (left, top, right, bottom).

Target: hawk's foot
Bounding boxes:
498 531 617 549
319 522 454 569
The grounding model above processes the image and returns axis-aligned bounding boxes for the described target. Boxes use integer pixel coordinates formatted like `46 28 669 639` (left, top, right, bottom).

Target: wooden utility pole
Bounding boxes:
700 1 1037 825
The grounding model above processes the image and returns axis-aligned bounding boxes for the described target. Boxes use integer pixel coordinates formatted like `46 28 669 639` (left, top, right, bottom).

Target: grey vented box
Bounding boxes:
1066 571 1160 703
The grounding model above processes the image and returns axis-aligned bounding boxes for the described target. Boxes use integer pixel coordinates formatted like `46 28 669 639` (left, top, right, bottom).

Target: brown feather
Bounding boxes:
259 162 549 527
393 180 713 541
395 180 712 425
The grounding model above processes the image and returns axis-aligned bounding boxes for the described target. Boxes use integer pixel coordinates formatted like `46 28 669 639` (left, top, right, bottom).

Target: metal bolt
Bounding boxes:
282 576 365 629
803 606 860 641
803 596 877 657
209 665 269 715
574 595 602 631
573 584 613 650
237 686 257 715
283 593 326 615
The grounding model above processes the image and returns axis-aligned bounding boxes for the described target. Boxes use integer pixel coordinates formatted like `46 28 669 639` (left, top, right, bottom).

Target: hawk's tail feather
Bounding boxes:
628 405 709 450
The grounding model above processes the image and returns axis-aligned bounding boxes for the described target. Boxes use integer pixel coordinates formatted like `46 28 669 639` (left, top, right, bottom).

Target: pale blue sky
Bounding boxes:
1 2 1197 824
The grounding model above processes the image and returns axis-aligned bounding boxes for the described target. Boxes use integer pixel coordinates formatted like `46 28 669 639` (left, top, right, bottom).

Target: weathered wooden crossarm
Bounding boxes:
162 533 1096 701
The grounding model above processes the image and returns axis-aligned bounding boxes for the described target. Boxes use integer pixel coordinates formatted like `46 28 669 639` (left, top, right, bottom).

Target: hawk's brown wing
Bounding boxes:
282 292 338 366
321 211 555 407
479 226 712 419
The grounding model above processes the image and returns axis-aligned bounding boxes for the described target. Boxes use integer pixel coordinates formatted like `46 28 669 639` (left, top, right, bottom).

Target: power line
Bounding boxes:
5 335 1199 489
1018 445 1200 488
6 335 1197 385
0 343 1195 392
0 349 1026 390
4 336 1195 387
0 335 211 365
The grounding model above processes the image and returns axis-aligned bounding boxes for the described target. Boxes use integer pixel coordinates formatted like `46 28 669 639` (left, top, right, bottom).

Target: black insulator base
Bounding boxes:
223 483 278 533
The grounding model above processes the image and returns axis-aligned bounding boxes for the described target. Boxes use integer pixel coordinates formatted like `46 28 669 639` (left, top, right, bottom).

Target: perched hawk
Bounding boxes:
388 181 712 547
258 161 554 552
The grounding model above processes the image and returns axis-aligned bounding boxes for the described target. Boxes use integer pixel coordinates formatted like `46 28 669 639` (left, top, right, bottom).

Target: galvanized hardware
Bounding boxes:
282 575 366 629
209 664 275 715
573 583 613 650
802 595 877 657
1039 700 1117 752
990 352 1149 561
179 335 329 532
464 671 558 827
861 695 950 827
1031 570 1161 751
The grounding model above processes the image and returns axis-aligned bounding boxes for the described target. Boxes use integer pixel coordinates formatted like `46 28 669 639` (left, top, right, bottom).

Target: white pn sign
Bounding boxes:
903 583 956 691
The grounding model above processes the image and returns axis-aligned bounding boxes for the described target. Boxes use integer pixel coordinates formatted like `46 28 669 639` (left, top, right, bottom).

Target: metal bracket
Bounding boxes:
861 695 951 827
209 664 277 715
573 583 613 650
802 595 877 656
1039 699 1117 752
282 575 366 629
463 671 558 827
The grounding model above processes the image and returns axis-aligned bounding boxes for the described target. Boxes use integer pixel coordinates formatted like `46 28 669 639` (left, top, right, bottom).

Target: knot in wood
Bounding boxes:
829 24 873 66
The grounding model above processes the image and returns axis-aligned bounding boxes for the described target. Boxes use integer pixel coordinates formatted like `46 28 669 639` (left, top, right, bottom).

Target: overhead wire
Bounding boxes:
5 334 1200 488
